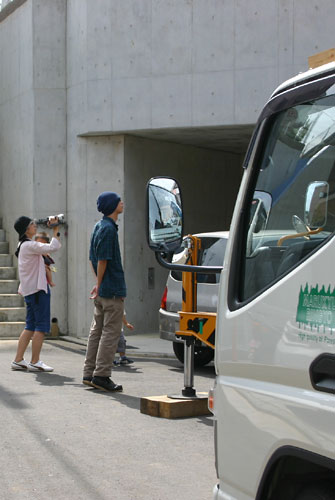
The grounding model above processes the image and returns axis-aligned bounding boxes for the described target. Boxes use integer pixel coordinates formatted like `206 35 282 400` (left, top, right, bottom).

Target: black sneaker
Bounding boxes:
83 376 94 387
120 356 134 365
91 376 123 392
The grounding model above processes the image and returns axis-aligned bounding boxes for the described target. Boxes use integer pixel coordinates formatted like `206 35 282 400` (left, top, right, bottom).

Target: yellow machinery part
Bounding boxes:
176 311 216 349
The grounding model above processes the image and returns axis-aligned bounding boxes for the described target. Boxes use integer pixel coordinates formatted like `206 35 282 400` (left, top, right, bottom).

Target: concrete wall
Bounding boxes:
67 135 125 336
0 0 34 226
0 0 67 331
67 0 335 136
2 0 335 335
65 0 335 334
123 135 243 332
66 134 243 335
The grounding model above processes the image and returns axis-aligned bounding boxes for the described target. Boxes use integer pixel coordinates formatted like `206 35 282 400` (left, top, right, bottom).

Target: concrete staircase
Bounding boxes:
0 218 25 337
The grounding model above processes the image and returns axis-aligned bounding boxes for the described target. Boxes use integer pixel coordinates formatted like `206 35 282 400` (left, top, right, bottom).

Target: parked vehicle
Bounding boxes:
159 231 229 367
209 59 335 500
147 55 335 500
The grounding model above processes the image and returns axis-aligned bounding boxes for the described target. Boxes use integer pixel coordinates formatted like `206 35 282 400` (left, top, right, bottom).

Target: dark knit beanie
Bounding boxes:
14 216 32 239
97 192 121 215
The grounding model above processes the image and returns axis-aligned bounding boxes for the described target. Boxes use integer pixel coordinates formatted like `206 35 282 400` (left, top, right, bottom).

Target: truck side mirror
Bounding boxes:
146 177 183 253
304 181 329 229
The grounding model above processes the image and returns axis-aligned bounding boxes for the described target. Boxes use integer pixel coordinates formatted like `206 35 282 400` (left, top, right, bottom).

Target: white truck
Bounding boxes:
211 59 335 499
147 59 335 499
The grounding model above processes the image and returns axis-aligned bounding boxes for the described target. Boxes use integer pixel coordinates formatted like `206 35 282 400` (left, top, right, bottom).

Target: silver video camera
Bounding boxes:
35 214 65 227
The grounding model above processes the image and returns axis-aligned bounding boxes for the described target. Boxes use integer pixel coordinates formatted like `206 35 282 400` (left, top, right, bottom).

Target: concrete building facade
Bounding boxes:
0 0 334 336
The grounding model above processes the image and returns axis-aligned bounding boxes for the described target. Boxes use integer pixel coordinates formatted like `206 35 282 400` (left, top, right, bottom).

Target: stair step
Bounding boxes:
0 242 9 253
0 294 24 307
0 254 13 266
0 268 16 279
0 281 19 293
0 322 25 338
0 307 26 322
0 221 22 338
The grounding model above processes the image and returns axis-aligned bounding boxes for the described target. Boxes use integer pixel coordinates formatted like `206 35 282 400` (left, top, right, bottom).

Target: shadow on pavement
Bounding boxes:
34 372 76 386
19 415 109 500
196 415 214 427
0 383 33 409
45 341 86 356
112 365 143 374
84 388 141 410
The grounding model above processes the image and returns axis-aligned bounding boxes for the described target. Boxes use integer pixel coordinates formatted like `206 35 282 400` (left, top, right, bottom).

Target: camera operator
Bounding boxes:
11 215 61 372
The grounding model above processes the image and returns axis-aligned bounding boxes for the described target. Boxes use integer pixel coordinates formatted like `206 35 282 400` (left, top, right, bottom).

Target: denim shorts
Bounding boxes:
24 289 51 333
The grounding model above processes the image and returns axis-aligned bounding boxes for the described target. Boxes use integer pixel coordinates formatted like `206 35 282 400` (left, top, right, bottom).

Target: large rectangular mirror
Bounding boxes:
147 177 183 253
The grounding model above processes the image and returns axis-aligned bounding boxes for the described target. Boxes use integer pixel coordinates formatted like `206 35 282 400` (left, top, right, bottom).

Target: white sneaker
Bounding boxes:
28 360 54 372
11 359 29 371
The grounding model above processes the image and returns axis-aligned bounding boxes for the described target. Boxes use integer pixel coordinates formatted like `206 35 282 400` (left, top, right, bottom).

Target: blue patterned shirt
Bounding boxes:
89 216 126 298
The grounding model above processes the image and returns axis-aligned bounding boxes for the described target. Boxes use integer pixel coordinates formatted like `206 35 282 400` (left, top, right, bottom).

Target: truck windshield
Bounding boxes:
240 92 335 301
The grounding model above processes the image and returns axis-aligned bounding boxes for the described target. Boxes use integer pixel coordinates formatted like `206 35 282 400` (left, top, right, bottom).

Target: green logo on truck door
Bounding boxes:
296 284 335 334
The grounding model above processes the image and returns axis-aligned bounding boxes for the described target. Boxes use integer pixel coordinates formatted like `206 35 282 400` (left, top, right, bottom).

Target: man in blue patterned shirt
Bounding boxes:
83 191 126 392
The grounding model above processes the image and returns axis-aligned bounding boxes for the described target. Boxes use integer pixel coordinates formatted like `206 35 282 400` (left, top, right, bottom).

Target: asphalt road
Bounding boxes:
0 339 217 500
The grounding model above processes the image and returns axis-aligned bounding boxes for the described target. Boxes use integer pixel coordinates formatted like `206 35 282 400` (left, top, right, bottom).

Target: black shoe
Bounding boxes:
120 356 134 365
91 376 123 392
83 376 94 387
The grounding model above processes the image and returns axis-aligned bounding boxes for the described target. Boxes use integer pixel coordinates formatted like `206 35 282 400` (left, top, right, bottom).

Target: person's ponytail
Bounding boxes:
15 235 30 258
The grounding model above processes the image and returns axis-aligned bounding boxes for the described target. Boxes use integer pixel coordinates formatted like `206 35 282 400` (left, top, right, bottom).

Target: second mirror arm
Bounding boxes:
155 251 222 274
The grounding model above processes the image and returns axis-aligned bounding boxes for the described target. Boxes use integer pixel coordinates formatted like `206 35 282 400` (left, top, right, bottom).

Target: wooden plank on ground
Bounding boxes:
140 393 211 419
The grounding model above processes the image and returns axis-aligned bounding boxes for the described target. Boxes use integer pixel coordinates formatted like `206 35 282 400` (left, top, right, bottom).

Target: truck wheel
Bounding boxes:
295 481 335 500
172 341 214 367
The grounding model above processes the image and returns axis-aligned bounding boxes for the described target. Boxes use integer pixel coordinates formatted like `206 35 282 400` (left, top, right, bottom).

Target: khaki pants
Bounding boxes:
83 296 124 378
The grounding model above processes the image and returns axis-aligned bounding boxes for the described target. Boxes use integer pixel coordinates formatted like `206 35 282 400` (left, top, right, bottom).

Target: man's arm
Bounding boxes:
90 259 107 299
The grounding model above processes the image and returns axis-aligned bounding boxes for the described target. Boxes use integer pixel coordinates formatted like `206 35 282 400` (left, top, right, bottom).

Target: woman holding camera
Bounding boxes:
11 216 61 372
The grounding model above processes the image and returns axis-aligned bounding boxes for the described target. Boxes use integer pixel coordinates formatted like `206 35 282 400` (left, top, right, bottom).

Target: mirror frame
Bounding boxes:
146 176 223 274
146 176 184 253
304 181 329 229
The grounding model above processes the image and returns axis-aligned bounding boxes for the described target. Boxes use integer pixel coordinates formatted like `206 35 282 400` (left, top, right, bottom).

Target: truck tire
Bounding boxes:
295 481 335 500
172 341 214 367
